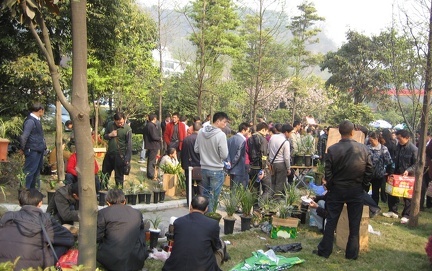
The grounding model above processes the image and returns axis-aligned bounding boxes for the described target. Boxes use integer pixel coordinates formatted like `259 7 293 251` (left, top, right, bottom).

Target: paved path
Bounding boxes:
0 199 245 236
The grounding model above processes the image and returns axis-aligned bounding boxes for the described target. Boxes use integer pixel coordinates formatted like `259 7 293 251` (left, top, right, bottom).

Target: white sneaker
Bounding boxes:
382 211 398 218
400 217 409 224
138 160 146 164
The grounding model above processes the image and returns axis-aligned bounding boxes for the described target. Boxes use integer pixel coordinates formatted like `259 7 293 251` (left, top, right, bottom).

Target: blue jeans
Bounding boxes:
201 169 224 213
24 149 44 189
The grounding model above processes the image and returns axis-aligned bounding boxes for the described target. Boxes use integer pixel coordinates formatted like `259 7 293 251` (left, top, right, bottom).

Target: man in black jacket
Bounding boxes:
20 102 46 189
143 113 161 180
383 129 418 223
97 189 147 271
180 122 202 204
162 196 226 271
314 120 372 260
46 183 79 225
0 189 74 270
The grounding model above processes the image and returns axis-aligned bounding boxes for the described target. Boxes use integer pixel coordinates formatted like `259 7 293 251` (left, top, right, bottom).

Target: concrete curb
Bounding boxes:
0 199 188 213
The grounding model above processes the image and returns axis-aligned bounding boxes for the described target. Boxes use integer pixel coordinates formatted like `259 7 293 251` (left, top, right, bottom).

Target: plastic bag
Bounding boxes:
149 248 170 261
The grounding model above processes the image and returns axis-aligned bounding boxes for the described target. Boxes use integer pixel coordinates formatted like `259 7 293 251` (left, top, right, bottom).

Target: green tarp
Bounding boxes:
230 250 305 271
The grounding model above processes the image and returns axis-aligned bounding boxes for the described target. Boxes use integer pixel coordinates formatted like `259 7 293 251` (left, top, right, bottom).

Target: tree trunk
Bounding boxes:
55 99 65 181
409 0 432 227
71 0 97 269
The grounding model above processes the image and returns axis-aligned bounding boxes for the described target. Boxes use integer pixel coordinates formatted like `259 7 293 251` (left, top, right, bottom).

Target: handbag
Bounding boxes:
192 167 202 181
39 215 63 271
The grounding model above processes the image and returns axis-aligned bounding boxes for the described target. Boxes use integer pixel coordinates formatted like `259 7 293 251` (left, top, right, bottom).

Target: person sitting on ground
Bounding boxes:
162 195 229 271
0 189 74 270
46 182 79 225
158 147 179 179
97 189 148 271
65 145 101 193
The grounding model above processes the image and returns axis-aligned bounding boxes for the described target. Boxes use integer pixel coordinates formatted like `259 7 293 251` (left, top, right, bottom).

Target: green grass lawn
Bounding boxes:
145 207 432 271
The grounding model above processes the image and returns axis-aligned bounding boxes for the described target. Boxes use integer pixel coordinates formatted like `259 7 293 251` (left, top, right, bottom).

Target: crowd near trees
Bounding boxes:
1 0 432 268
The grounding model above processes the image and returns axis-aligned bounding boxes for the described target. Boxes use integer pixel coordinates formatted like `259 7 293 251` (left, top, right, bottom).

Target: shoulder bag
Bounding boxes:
268 140 287 176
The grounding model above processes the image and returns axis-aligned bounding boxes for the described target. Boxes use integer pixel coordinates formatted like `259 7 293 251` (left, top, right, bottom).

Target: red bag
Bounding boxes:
57 249 78 269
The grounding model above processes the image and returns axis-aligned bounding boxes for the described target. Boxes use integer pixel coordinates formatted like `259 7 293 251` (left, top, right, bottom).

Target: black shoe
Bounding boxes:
312 250 329 258
370 209 381 218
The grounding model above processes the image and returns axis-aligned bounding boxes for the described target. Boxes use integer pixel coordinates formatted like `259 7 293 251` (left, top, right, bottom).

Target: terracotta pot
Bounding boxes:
0 138 10 162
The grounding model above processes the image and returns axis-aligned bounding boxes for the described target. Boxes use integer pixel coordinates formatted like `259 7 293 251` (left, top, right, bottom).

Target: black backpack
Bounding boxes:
248 134 262 168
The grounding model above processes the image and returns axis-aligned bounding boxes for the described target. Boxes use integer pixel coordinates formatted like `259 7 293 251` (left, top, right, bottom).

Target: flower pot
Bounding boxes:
153 191 160 204
304 155 312 167
223 217 236 235
205 212 222 222
0 138 10 162
159 191 166 203
240 215 252 231
300 202 309 224
138 193 146 203
47 190 56 205
149 229 161 249
98 191 107 206
126 194 137 205
294 155 304 166
144 193 151 204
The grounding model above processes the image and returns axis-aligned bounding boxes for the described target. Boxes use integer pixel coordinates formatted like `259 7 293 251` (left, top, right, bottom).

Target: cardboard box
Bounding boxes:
326 128 365 153
385 175 415 198
162 174 178 197
270 217 299 239
336 205 369 251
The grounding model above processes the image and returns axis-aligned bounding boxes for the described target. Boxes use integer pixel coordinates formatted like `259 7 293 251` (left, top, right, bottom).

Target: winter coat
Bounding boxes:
194 125 228 171
0 205 74 271
368 143 393 179
46 184 79 225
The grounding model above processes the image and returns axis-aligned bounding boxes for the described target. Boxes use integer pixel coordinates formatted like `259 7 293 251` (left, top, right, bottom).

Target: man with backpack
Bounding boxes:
247 122 270 208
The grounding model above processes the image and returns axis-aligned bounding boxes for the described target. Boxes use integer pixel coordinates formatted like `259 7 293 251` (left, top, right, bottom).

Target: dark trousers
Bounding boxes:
421 171 432 208
250 168 272 208
387 194 400 214
318 185 363 259
24 149 44 189
65 173 101 193
370 177 386 205
102 153 125 188
271 162 288 196
146 149 158 179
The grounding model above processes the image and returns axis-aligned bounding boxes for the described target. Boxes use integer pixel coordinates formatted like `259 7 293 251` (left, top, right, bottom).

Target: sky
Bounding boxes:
139 0 409 46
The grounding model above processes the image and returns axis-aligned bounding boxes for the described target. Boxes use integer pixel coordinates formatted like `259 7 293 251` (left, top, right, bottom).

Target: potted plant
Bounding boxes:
258 196 277 223
153 180 163 204
302 135 315 167
205 192 222 222
16 169 28 200
237 184 256 231
44 178 59 204
159 163 183 197
124 181 137 205
0 117 23 162
98 171 110 206
148 215 163 249
314 160 325 185
220 190 239 234
137 175 151 204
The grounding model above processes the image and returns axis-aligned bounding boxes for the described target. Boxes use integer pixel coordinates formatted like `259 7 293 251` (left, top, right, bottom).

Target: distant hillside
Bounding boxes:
141 4 337 78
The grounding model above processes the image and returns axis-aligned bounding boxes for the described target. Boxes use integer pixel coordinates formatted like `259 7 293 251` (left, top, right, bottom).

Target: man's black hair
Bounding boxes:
395 129 410 138
212 112 228 123
281 124 294 134
238 122 250 133
193 122 202 132
274 123 283 133
339 120 354 136
293 120 301 127
114 112 125 120
105 189 126 205
191 195 209 212
30 102 44 112
193 116 201 122
148 114 157 121
19 188 44 207
256 122 269 132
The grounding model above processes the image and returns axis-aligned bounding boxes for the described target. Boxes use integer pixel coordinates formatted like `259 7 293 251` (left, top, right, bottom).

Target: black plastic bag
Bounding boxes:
266 242 302 252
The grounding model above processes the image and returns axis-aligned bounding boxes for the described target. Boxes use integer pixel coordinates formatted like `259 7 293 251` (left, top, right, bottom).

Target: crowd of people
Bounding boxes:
3 102 431 269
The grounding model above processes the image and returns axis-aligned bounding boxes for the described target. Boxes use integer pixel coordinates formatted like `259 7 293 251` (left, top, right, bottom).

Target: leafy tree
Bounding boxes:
374 29 426 135
1 0 97 267
232 0 289 126
286 1 324 121
320 30 386 105
183 0 242 117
